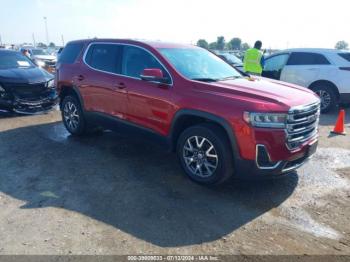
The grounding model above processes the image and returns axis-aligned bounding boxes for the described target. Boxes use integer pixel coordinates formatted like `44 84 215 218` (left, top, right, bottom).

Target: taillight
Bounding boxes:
339 67 350 71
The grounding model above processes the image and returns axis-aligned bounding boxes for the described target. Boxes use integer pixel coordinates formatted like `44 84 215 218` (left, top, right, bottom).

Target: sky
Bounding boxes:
0 0 349 49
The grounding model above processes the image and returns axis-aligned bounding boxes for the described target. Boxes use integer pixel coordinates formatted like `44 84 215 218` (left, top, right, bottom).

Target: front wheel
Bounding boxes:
176 123 234 185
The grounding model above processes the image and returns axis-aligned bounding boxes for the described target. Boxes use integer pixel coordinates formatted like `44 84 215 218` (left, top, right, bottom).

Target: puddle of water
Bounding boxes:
45 124 70 142
263 147 350 240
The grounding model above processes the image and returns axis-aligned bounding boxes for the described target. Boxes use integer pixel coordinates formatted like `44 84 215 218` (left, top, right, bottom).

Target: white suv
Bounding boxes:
262 48 350 112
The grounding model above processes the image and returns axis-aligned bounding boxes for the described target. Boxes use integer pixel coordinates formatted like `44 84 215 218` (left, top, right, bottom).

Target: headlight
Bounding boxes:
47 79 55 88
243 112 287 128
35 60 46 67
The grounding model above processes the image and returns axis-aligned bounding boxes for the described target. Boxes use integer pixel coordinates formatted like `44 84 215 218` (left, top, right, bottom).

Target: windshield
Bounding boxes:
0 51 35 69
159 48 242 81
31 49 49 55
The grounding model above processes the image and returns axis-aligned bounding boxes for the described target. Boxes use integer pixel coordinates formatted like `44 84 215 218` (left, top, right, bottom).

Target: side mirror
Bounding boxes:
140 68 169 84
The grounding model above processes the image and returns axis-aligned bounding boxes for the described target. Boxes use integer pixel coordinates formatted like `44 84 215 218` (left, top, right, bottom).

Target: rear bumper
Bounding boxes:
0 90 59 114
234 139 318 179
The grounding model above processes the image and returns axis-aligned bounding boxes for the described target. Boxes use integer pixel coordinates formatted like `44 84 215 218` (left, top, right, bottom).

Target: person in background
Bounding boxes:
21 49 31 58
243 41 265 76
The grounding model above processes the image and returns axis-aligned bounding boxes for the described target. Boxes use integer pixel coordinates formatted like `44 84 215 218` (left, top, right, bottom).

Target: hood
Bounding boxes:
32 55 57 61
0 67 53 84
193 77 320 110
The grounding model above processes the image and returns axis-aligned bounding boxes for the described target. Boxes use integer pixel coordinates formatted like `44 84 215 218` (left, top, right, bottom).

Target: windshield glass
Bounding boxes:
159 48 242 81
0 51 35 69
31 49 49 55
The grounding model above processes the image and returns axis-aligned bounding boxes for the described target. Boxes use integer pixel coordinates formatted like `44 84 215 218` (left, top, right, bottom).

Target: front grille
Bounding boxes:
286 102 320 150
5 82 48 99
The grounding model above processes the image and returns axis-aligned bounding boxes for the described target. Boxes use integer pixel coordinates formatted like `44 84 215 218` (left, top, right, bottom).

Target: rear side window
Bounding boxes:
85 44 120 73
287 52 330 65
338 53 350 62
58 42 84 64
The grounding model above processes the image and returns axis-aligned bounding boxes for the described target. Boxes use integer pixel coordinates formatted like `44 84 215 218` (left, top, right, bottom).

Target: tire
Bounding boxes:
61 95 88 136
312 84 338 113
176 123 234 185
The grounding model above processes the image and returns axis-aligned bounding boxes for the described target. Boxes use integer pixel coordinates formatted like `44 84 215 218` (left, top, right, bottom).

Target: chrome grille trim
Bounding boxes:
286 102 320 150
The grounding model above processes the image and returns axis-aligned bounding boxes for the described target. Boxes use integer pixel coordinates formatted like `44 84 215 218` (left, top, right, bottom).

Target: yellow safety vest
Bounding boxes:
243 48 263 74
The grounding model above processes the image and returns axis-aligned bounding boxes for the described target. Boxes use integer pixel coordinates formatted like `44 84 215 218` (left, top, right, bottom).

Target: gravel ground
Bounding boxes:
0 108 349 255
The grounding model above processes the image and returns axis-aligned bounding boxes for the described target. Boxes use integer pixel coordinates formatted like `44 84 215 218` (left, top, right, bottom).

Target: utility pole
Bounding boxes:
32 33 36 47
43 17 49 46
61 34 65 46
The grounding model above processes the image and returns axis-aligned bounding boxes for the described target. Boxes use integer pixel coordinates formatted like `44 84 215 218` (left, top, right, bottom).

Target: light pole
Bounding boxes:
43 17 49 46
32 33 36 47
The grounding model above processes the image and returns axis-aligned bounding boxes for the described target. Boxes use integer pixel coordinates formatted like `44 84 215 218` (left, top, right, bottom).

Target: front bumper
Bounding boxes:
234 139 318 179
0 90 59 114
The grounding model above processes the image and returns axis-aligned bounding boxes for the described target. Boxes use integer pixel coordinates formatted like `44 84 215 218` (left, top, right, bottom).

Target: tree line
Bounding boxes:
197 36 250 51
197 37 349 51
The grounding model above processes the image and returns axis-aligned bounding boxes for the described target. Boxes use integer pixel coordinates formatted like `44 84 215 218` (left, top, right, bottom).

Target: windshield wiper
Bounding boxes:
191 78 218 82
217 76 242 81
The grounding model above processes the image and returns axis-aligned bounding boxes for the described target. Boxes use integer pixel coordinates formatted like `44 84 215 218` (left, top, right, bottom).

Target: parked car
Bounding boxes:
0 49 58 114
21 48 57 73
54 47 64 59
56 39 320 185
215 52 243 71
262 48 350 112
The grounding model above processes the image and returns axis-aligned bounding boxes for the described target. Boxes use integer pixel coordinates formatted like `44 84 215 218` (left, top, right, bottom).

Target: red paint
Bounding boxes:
57 39 320 165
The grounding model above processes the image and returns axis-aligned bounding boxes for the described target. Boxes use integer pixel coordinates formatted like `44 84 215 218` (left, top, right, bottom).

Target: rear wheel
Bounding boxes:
176 123 234 185
61 95 88 136
312 84 338 113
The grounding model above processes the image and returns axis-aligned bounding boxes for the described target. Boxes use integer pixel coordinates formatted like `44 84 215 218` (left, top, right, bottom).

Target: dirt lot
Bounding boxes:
0 108 350 255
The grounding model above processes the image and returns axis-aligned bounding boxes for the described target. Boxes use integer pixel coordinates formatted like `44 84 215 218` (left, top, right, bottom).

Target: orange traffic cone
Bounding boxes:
331 109 346 135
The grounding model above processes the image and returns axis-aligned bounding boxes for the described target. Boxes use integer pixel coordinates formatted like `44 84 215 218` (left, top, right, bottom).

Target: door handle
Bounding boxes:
75 75 85 81
115 82 127 89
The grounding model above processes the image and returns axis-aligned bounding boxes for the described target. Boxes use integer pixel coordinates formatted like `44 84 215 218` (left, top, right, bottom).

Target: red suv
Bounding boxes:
56 39 320 185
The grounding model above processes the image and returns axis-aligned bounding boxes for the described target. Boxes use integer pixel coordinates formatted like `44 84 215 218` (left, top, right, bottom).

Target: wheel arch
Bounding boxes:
309 80 340 100
59 85 85 110
169 109 239 157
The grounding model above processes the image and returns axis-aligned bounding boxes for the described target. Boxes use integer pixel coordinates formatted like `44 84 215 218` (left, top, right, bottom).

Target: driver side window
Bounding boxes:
121 46 169 79
264 54 289 71
263 54 289 80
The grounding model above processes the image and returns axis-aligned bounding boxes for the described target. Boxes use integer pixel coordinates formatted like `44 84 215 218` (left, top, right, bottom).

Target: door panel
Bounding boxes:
79 43 127 119
280 52 332 87
120 45 175 135
281 65 320 87
123 77 174 135
78 67 127 118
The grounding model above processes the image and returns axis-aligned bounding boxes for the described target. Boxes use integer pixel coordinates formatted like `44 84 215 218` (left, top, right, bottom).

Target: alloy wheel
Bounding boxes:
183 136 219 178
315 89 331 111
63 101 80 131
